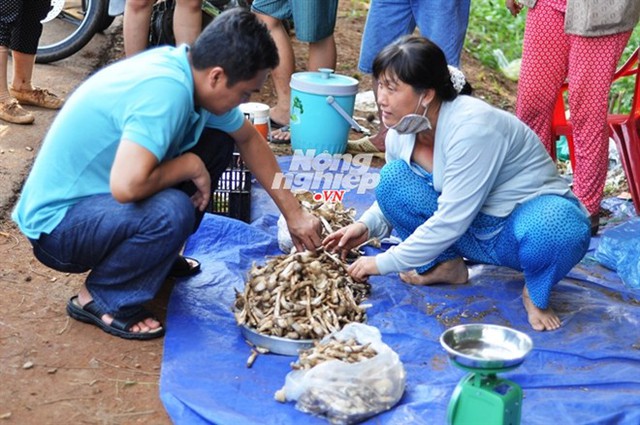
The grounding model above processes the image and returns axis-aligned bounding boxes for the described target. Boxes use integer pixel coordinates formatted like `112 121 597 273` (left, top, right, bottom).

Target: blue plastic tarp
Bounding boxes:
160 157 640 425
594 218 640 289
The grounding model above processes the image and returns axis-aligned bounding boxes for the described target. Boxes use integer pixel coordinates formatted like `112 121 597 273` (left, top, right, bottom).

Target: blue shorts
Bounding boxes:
251 0 338 42
358 0 471 72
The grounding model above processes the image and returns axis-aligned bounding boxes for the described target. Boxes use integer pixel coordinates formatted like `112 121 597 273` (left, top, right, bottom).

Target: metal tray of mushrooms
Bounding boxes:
241 324 314 356
234 249 371 357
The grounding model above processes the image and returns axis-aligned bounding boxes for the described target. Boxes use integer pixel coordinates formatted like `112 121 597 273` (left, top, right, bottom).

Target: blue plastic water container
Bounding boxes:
289 68 359 155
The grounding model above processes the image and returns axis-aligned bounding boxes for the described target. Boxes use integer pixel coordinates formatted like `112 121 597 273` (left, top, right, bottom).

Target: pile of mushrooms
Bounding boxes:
234 250 370 341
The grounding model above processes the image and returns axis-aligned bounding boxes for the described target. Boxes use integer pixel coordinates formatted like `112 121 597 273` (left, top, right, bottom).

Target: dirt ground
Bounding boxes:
0 2 517 424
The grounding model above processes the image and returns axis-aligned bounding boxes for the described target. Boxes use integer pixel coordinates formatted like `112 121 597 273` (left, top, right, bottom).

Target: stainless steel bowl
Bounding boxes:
440 324 533 370
240 325 315 356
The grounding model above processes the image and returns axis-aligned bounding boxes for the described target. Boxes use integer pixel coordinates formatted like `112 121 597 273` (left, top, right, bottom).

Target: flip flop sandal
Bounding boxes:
270 125 290 145
346 136 385 159
270 117 287 130
66 296 165 340
169 255 201 278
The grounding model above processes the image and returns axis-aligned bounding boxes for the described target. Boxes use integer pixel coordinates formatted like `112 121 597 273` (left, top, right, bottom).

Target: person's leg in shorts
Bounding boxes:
414 0 470 68
354 0 470 152
252 0 294 138
292 0 338 72
252 0 338 142
356 0 416 151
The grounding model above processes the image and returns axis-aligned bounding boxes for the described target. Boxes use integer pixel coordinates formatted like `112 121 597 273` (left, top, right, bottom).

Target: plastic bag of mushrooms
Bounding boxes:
275 323 406 425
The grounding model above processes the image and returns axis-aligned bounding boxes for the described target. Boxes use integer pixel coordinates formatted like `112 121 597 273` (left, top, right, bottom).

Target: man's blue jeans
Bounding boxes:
29 129 234 318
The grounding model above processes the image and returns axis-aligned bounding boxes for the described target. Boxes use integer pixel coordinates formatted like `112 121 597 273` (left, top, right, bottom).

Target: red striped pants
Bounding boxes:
516 1 631 215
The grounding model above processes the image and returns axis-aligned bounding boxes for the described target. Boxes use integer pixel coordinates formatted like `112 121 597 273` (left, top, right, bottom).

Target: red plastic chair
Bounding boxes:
551 47 640 213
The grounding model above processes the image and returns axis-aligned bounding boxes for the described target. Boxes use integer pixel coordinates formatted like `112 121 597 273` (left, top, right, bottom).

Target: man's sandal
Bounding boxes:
168 255 201 278
66 296 165 340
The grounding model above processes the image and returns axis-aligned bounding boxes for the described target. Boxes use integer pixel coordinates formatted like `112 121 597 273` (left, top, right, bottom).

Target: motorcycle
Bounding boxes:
36 0 247 64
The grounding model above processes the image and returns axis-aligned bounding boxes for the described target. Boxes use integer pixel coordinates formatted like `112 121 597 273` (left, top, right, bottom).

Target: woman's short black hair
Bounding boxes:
372 35 471 101
191 8 279 86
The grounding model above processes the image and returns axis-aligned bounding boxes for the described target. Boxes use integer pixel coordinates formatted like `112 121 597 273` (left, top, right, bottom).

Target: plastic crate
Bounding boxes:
208 152 252 223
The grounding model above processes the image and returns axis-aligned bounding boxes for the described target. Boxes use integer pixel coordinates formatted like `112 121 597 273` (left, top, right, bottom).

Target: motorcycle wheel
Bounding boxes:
96 13 116 33
36 0 110 64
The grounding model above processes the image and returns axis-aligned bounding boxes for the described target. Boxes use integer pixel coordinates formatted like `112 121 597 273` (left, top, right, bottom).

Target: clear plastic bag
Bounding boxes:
492 49 521 81
277 214 295 254
279 323 406 425
594 218 640 289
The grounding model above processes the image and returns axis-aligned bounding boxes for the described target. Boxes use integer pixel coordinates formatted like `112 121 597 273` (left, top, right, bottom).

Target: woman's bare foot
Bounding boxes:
522 286 561 331
399 257 468 285
76 287 161 334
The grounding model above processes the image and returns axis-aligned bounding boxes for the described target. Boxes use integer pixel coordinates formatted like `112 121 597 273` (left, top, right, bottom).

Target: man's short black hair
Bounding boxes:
191 8 279 86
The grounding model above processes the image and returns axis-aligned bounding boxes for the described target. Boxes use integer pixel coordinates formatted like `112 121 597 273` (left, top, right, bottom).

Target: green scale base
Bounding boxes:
448 364 523 425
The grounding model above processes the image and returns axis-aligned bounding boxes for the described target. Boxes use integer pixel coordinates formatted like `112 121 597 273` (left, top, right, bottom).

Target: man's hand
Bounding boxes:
323 222 369 261
286 208 322 253
505 0 523 16
231 121 322 251
186 153 211 211
347 256 379 282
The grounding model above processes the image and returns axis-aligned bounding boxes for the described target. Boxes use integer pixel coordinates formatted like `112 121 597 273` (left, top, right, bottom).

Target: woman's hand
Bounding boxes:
323 222 370 261
347 256 379 281
505 0 522 16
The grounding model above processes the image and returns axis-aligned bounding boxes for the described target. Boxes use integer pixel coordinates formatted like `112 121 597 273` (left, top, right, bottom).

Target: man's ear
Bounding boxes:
208 66 225 89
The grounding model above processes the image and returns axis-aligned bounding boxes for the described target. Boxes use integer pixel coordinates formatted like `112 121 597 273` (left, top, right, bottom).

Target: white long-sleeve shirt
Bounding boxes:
359 95 584 275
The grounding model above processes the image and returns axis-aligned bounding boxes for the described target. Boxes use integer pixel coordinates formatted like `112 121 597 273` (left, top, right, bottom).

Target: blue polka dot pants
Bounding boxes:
376 160 591 308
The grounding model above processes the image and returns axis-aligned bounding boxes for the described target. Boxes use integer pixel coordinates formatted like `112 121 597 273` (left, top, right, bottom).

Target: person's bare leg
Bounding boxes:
8 51 63 111
255 13 294 129
76 286 162 333
522 285 561 331
10 50 36 91
307 34 336 71
173 0 201 46
0 48 34 124
269 34 336 142
368 77 387 151
0 46 10 101
400 257 468 285
123 0 154 56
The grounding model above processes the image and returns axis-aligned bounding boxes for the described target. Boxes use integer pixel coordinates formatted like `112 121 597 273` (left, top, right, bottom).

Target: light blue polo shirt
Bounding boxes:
12 45 244 239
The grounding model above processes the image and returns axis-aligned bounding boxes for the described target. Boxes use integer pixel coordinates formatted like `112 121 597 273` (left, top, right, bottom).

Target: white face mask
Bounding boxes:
386 95 431 134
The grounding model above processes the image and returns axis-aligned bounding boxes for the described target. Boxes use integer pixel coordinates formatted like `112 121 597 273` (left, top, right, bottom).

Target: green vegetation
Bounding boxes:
465 0 640 113
465 0 528 71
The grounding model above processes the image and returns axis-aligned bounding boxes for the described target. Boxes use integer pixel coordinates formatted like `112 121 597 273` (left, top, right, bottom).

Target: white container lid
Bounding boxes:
239 102 269 117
